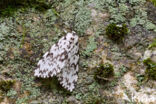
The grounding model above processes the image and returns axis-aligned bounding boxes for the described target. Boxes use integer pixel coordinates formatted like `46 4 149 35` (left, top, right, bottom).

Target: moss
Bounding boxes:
0 90 3 102
0 80 15 92
94 63 114 82
149 0 156 6
148 39 156 49
143 58 156 80
105 23 128 42
0 0 50 17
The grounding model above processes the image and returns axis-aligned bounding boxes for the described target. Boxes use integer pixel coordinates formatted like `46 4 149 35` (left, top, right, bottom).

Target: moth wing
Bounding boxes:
34 36 68 78
57 32 79 91
57 55 79 92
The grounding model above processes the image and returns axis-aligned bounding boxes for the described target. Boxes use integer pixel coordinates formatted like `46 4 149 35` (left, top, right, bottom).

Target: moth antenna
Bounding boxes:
70 12 77 32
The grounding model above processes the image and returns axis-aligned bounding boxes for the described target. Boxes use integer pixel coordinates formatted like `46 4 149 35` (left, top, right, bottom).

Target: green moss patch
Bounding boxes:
94 63 114 82
105 23 128 42
0 0 50 17
149 0 156 6
148 39 156 49
0 80 15 92
143 59 156 80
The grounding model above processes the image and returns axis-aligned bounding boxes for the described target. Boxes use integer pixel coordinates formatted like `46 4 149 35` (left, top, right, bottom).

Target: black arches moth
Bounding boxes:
34 31 79 92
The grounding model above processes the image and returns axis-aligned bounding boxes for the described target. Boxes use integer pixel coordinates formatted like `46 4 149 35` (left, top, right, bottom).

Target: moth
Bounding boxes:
34 31 79 92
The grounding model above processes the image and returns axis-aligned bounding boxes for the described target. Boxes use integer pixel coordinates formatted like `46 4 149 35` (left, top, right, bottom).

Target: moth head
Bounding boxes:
66 32 78 45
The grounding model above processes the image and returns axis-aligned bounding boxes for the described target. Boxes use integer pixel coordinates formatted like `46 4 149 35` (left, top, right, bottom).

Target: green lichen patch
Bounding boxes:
136 74 146 86
0 80 15 92
7 89 17 98
0 4 62 102
57 0 92 36
83 93 102 104
118 65 130 77
82 91 117 104
94 63 114 82
82 36 97 57
143 59 156 80
75 7 91 36
105 23 128 42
